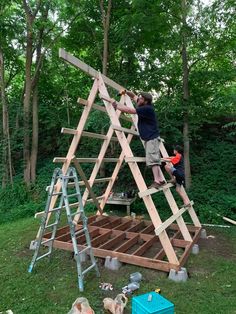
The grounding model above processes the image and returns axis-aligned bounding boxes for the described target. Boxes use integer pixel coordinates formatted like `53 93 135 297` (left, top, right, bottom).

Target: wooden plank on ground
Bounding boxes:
223 216 236 225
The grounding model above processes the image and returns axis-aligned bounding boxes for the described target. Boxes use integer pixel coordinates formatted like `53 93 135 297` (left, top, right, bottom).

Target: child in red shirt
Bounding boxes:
163 145 190 206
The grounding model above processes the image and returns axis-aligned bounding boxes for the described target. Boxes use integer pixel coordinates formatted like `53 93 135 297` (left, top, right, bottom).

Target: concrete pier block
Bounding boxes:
105 256 122 270
200 229 207 239
192 244 199 255
168 267 188 282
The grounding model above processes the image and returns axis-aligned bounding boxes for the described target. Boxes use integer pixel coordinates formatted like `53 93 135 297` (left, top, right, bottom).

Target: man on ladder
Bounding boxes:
111 90 165 189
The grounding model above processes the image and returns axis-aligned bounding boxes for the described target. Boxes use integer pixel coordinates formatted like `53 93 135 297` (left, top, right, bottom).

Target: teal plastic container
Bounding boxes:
132 292 174 314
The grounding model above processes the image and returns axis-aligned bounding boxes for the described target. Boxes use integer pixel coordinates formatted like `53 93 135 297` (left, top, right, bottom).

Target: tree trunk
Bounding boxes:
30 85 38 183
181 0 191 189
22 0 46 184
100 0 112 177
23 8 33 185
0 47 13 187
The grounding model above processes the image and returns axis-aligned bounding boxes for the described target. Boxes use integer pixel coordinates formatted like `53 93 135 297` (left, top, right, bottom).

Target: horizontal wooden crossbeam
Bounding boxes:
46 177 113 191
77 98 132 122
62 128 118 142
111 125 139 136
138 183 174 198
53 157 119 163
125 157 166 163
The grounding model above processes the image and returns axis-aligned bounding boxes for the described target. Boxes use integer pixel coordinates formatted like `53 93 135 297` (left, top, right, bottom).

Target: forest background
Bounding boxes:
0 0 235 226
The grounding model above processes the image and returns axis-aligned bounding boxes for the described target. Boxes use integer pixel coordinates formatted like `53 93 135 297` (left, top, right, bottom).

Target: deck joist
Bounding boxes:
43 215 201 272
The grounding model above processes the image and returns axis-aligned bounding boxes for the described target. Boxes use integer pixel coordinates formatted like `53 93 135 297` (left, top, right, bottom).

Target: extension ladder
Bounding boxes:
28 167 100 291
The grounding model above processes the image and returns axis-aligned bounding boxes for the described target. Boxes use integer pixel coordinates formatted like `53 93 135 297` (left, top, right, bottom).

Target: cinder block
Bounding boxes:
200 229 207 239
168 267 188 282
192 244 199 255
104 256 122 270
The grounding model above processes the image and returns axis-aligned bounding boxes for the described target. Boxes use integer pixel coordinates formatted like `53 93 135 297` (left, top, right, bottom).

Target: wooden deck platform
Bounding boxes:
43 215 201 272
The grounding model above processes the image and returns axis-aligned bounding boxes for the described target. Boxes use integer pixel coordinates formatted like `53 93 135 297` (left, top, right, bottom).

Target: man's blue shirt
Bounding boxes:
136 104 160 141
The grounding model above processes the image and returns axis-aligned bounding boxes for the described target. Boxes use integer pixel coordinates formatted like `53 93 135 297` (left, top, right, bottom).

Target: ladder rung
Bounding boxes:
79 246 91 255
41 237 54 245
71 211 83 217
36 252 51 261
52 192 63 196
75 228 85 235
49 207 62 213
67 192 80 198
82 263 96 276
45 222 58 229
63 175 76 179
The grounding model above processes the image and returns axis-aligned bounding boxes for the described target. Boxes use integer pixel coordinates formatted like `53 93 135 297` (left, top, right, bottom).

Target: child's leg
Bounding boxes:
176 184 189 205
165 163 175 182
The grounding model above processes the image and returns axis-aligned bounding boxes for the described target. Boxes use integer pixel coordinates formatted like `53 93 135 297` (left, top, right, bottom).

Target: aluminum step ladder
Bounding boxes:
28 167 100 291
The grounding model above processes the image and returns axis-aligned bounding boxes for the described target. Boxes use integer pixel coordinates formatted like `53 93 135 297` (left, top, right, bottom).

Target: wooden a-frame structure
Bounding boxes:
39 49 202 272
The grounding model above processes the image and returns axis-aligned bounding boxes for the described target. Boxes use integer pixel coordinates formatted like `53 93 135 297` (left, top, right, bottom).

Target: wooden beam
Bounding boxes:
54 157 119 163
80 195 103 203
125 157 166 163
140 224 155 234
77 98 88 106
90 216 109 227
102 217 122 229
125 157 146 163
132 236 157 256
59 48 123 92
114 220 132 231
138 183 174 198
52 239 180 272
61 127 77 135
98 73 179 265
72 156 103 215
223 216 236 225
111 124 139 136
154 205 194 236
79 177 112 186
91 230 112 247
99 233 126 249
154 230 181 260
115 235 139 253
126 221 145 232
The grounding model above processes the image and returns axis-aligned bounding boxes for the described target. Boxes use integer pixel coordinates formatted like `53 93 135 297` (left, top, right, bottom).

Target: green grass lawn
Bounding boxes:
0 217 236 314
